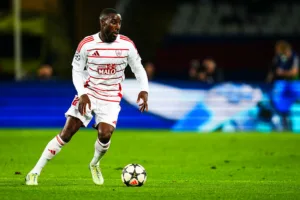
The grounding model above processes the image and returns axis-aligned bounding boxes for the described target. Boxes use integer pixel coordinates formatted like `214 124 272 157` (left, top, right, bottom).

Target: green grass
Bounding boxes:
0 129 300 200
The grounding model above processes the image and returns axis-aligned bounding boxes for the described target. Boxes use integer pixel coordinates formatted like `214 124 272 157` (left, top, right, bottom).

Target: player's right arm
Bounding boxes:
72 40 91 116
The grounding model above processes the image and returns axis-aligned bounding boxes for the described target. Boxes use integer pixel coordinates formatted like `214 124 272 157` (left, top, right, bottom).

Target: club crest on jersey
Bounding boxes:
115 50 122 57
98 64 117 75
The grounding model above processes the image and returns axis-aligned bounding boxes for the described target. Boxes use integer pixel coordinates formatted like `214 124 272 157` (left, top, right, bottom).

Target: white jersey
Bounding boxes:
72 33 149 103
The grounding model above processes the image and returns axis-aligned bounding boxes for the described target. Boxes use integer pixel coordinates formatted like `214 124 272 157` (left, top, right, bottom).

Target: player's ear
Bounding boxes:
100 18 106 28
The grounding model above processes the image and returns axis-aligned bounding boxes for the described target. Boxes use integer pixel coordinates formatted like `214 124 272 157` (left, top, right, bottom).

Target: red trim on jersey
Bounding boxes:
76 36 94 52
89 86 119 92
97 41 119 43
119 35 132 41
87 93 120 102
87 48 129 51
84 77 91 88
89 67 98 72
116 68 125 72
86 77 119 86
88 87 120 97
118 84 122 98
96 82 119 86
87 62 99 65
120 35 137 49
88 55 127 58
86 78 98 86
87 62 126 66
89 75 124 80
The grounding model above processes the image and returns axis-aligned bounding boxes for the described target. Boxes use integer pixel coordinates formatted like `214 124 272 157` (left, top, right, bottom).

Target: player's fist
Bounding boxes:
78 94 91 116
137 91 148 112
276 68 284 76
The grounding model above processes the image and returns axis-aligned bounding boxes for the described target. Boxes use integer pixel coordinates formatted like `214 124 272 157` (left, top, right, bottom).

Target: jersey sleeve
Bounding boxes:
71 39 89 96
72 42 88 71
292 55 299 69
128 43 149 92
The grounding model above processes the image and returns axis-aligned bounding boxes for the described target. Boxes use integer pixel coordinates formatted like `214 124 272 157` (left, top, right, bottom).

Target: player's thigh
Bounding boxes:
272 80 288 103
65 95 95 127
272 81 294 113
272 80 286 97
94 102 121 129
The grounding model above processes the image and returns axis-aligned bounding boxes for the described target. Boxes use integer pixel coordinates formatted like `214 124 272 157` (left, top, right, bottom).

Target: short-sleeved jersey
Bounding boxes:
72 33 145 103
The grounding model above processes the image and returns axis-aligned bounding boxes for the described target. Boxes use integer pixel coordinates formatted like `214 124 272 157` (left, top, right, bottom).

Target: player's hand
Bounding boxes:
78 94 91 116
276 68 284 76
136 91 148 112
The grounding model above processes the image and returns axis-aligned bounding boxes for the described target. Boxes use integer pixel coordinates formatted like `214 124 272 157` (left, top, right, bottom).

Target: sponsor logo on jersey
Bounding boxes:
98 64 117 75
92 51 100 57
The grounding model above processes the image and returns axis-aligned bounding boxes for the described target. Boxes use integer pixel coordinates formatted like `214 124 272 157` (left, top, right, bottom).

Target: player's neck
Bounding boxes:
98 32 104 42
99 32 108 43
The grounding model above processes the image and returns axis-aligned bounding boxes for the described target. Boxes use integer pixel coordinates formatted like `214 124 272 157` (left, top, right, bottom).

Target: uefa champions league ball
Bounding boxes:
121 164 147 186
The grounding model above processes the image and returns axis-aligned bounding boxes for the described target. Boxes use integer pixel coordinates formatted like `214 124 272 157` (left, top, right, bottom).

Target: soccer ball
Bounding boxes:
121 164 147 186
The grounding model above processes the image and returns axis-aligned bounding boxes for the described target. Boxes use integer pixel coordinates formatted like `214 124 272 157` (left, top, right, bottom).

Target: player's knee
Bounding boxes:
59 117 82 143
98 126 113 144
60 125 78 143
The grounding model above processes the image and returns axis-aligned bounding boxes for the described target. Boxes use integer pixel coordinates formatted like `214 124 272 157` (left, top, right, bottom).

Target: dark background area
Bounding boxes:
1 0 300 81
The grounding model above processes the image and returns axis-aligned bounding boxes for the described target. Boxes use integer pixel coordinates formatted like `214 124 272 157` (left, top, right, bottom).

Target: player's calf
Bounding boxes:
89 138 111 185
97 123 114 143
28 134 66 176
89 123 114 185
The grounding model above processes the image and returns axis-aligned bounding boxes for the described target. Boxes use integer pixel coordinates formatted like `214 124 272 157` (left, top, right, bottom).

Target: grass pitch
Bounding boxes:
0 129 300 200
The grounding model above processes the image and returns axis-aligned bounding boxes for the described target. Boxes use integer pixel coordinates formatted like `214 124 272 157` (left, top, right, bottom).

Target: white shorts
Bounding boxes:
65 95 121 128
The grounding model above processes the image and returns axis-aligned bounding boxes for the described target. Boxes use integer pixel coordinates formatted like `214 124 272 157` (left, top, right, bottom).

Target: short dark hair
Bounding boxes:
276 40 292 53
99 8 118 20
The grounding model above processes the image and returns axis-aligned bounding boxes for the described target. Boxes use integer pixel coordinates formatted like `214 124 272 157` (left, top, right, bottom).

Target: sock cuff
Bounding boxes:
97 139 111 149
56 135 66 146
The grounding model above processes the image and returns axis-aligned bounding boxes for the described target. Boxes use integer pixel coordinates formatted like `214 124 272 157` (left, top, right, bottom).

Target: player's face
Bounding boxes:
101 13 122 43
275 45 281 55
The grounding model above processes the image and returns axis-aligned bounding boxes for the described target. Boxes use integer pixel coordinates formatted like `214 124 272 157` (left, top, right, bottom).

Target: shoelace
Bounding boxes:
33 174 37 182
92 166 101 178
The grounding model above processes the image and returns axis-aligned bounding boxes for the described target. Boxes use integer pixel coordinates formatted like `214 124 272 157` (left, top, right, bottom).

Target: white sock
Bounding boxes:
30 135 65 175
90 139 111 166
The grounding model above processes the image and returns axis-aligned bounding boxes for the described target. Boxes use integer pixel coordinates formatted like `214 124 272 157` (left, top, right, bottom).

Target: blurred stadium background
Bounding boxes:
1 1 300 199
1 0 300 132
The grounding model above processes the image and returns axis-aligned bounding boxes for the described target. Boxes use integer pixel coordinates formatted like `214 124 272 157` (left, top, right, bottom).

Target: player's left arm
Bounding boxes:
281 56 299 77
127 43 149 112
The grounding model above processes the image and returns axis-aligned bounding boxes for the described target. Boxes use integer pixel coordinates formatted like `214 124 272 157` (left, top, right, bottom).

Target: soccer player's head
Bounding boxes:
99 8 122 43
275 40 292 57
